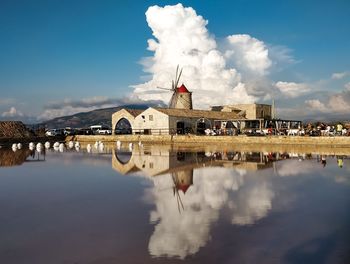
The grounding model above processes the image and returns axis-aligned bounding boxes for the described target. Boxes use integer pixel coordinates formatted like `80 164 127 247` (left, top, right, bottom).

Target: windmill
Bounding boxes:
157 65 193 109
172 173 185 213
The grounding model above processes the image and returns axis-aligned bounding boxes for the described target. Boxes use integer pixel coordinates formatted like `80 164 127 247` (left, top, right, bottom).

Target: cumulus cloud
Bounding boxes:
305 99 328 113
132 4 303 111
1 106 23 118
327 93 350 112
133 4 278 109
275 81 310 98
225 34 272 76
305 87 350 116
331 71 349 80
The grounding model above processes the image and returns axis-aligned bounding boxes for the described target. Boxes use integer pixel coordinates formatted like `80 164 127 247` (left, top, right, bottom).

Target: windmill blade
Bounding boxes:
147 90 170 94
174 65 179 85
176 191 181 213
157 86 172 91
175 68 183 88
169 91 177 108
177 189 184 211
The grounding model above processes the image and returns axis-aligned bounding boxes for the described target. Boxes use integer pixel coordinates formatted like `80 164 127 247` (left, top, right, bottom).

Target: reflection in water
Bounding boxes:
0 145 349 263
111 146 350 259
111 147 298 258
0 148 45 167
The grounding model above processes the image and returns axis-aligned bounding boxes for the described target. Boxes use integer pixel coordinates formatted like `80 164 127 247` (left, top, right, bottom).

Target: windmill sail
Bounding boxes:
156 65 193 109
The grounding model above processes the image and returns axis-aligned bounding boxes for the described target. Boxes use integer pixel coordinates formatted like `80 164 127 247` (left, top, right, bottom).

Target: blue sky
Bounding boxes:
0 0 349 122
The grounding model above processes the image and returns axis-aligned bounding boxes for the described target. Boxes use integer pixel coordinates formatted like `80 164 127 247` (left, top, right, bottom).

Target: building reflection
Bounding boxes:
111 146 290 259
111 145 284 178
112 147 349 259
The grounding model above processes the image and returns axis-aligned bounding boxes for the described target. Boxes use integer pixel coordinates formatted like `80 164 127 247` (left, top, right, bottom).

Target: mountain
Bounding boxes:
40 104 151 129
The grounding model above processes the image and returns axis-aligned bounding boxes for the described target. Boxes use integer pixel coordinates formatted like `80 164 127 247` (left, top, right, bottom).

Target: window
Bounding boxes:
149 162 153 169
149 115 153 121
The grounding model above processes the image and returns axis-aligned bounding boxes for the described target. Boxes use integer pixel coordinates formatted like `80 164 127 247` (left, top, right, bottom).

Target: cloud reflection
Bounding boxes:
147 167 274 259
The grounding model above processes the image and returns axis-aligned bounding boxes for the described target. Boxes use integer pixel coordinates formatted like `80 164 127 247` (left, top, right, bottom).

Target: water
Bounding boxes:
0 144 349 264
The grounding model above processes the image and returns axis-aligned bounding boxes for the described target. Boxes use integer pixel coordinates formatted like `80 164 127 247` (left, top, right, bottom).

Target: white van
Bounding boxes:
89 125 111 135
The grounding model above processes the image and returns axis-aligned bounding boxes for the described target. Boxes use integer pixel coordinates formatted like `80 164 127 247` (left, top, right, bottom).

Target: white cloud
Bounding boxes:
345 82 350 91
132 4 271 109
328 93 350 112
331 71 349 80
231 182 274 225
305 99 328 113
275 81 310 98
132 4 302 110
145 166 276 259
268 45 296 67
305 86 350 115
225 34 272 76
148 168 245 259
1 106 23 117
277 160 316 177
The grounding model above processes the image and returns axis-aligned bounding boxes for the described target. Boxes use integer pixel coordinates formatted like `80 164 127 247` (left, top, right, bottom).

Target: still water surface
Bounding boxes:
0 144 349 264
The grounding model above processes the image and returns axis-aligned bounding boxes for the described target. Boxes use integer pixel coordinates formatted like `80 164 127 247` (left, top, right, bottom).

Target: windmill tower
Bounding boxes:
158 66 193 109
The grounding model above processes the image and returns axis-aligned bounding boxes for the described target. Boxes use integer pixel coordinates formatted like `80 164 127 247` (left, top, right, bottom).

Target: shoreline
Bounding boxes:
1 134 350 155
66 134 350 147
66 135 350 155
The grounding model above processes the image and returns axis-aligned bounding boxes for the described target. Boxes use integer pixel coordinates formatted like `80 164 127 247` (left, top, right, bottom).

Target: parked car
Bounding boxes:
45 129 58 136
64 127 76 136
90 125 112 135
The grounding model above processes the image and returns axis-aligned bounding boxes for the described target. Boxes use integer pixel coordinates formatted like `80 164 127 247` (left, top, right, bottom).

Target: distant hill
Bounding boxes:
40 104 151 129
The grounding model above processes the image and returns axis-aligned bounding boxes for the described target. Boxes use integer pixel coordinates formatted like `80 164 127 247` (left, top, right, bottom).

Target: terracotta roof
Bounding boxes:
153 107 244 120
124 109 144 117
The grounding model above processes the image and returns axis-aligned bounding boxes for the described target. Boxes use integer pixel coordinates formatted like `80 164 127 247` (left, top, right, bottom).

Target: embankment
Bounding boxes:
67 134 350 147
66 134 350 155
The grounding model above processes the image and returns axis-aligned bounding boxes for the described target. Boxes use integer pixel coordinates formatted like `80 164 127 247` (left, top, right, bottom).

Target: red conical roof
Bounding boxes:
177 84 189 93
177 184 190 194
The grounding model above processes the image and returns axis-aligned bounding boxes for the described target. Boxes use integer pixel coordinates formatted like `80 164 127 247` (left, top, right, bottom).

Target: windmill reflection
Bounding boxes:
111 146 295 259
111 146 283 214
